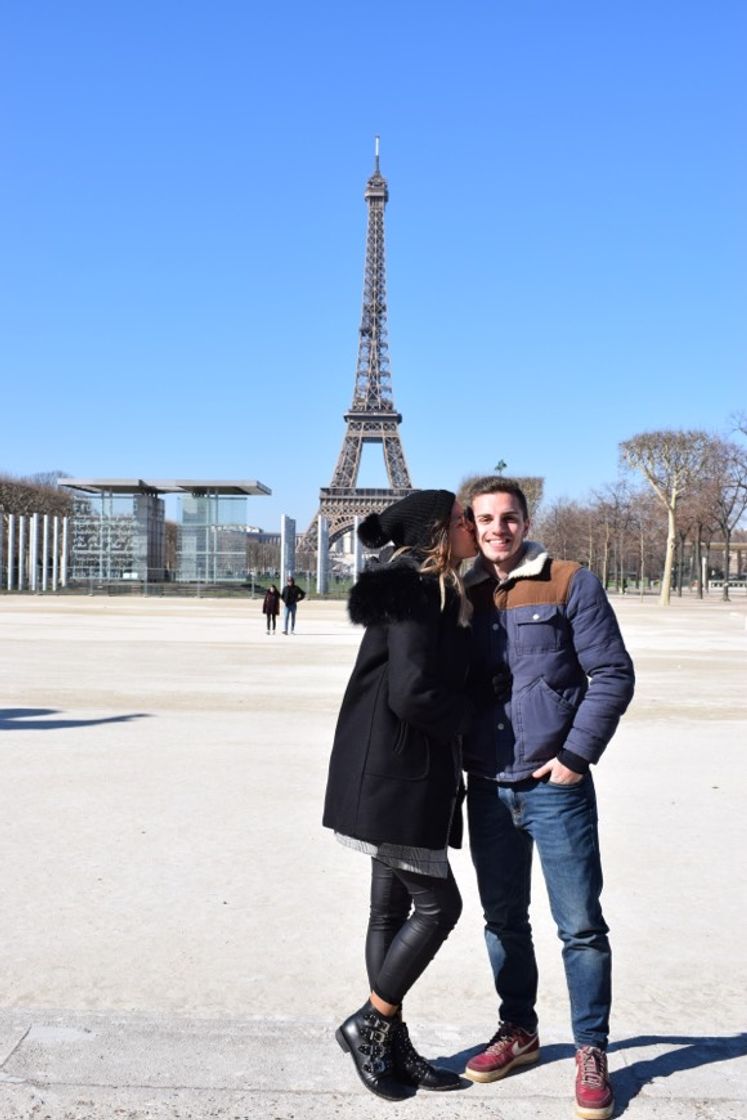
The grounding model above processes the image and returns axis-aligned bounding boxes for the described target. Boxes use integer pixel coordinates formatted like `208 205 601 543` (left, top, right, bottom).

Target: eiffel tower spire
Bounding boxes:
309 139 414 543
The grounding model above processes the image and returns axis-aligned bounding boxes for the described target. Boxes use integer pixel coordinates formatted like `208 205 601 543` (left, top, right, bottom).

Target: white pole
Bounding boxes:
61 516 69 587
18 515 26 591
0 513 4 590
353 516 363 581
42 514 49 591
316 515 329 595
7 514 15 591
30 513 39 592
52 516 60 591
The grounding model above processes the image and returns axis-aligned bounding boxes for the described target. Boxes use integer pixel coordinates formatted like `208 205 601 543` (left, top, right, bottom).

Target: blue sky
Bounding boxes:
3 2 745 529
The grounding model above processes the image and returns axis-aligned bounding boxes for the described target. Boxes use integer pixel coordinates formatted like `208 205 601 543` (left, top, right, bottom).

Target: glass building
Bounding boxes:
61 480 271 584
65 486 165 582
177 493 251 582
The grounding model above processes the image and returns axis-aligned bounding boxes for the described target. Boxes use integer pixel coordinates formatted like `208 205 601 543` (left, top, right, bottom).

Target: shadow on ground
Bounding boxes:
0 708 151 731
610 1032 747 1110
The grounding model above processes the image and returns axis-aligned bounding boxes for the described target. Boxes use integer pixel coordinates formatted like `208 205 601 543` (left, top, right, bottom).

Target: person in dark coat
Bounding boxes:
261 584 280 634
280 576 305 634
323 488 477 1101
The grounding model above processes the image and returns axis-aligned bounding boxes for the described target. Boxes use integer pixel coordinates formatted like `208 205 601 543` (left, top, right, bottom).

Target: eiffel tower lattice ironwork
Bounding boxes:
308 140 414 545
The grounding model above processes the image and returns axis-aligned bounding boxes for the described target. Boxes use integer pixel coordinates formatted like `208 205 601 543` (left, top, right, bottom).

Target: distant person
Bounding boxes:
280 576 306 634
262 584 280 634
323 489 477 1100
460 476 635 1120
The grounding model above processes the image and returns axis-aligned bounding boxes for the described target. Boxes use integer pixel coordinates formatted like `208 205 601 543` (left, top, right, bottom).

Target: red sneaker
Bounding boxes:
464 1022 539 1083
575 1045 614 1119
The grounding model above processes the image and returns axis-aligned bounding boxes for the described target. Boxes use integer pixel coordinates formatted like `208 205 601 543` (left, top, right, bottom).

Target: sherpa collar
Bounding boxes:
465 541 549 589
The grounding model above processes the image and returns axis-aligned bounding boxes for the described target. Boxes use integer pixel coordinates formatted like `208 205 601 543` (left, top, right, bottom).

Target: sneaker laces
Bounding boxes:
485 1022 522 1052
578 1046 608 1087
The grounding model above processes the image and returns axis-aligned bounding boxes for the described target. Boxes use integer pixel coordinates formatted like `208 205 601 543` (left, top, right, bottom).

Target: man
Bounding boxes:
280 575 306 634
461 476 634 1120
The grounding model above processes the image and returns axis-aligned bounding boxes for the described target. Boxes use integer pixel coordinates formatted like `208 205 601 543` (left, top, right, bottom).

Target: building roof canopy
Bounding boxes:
61 479 271 496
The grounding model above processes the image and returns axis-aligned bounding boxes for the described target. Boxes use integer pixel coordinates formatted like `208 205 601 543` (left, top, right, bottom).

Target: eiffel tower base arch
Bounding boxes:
312 487 414 547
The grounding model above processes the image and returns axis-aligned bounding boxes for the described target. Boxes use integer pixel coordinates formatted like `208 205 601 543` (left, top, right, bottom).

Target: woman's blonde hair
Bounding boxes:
392 518 472 626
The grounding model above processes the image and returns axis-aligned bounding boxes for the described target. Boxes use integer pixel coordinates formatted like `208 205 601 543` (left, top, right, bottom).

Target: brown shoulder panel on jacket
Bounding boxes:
468 558 583 611
500 559 581 608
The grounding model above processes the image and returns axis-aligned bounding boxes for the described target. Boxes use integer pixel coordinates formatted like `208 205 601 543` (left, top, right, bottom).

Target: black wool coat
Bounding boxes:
322 556 471 850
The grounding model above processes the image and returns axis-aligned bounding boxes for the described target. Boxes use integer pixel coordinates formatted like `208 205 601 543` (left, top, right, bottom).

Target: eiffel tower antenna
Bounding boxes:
308 139 414 543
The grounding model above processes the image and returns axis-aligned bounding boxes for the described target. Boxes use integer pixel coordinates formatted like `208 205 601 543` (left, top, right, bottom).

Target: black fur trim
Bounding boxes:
348 558 455 627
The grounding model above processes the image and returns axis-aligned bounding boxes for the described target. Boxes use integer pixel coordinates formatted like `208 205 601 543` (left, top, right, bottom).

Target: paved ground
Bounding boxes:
0 591 745 1119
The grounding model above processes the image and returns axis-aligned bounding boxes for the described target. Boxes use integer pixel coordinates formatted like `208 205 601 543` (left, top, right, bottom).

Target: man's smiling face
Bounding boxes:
471 491 530 577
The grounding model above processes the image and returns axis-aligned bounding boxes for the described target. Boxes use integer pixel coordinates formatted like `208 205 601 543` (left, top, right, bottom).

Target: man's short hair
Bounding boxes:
463 476 529 521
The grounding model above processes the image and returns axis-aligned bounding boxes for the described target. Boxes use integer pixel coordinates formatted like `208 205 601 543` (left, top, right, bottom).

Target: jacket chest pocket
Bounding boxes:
515 605 564 653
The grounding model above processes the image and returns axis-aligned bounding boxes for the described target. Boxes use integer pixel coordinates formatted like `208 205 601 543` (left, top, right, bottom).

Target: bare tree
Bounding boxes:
165 521 178 577
626 487 664 596
458 474 545 517
592 482 635 592
246 539 281 577
534 499 588 562
24 470 71 488
675 474 720 599
703 437 747 601
620 429 711 606
516 476 545 516
0 473 72 518
529 485 662 592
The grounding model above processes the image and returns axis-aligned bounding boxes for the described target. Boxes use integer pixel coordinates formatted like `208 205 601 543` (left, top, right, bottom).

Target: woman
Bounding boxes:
322 489 477 1100
262 584 280 634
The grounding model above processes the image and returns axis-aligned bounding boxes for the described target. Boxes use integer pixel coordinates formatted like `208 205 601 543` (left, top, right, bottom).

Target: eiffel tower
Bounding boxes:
308 139 414 544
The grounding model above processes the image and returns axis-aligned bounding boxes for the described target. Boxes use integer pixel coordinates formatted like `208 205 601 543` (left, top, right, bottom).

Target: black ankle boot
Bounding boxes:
335 1000 410 1101
392 1018 462 1091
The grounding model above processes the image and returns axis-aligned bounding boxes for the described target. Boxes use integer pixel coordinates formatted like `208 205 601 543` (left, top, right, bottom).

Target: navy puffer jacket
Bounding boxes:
464 544 635 782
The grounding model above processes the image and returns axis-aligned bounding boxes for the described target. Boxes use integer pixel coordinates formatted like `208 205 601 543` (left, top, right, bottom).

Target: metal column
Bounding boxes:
316 515 329 594
7 514 15 590
18 515 26 591
52 516 60 591
30 513 39 592
42 514 49 591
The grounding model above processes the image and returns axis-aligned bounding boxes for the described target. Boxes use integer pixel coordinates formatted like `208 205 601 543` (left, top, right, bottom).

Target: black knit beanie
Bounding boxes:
358 489 455 551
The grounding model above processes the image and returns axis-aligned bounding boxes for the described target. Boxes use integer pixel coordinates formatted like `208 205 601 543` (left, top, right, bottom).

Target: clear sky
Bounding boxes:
3 2 745 529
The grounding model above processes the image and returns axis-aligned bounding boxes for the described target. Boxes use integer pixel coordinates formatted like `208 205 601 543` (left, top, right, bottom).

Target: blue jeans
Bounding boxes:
467 773 611 1048
283 603 297 632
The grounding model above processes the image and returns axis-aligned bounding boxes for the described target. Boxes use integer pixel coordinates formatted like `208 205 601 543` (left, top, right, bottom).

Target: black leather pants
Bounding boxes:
365 856 462 1006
